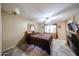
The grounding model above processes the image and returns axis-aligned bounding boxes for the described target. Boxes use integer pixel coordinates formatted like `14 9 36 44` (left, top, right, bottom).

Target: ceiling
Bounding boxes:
2 3 79 24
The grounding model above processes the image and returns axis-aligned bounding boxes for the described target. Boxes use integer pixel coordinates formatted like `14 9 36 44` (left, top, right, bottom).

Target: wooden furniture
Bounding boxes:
67 32 79 56
26 33 52 55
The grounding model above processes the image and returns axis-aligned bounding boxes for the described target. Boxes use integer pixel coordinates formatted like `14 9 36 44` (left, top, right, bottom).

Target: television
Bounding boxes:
68 22 78 32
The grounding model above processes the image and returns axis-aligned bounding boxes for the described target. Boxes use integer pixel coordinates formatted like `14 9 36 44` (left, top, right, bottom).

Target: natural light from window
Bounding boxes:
45 25 56 33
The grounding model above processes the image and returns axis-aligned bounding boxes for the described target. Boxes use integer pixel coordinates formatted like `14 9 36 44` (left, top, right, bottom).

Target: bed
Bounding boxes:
26 33 52 55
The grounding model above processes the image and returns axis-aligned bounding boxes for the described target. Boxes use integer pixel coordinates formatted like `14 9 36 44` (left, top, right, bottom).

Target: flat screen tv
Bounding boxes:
68 22 78 32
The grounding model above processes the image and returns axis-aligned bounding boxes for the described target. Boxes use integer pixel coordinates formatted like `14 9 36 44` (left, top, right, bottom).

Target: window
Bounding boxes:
28 24 35 31
30 25 35 31
45 25 56 33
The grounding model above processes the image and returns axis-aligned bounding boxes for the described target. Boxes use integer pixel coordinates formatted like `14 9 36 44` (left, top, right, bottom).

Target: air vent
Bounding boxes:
3 7 20 15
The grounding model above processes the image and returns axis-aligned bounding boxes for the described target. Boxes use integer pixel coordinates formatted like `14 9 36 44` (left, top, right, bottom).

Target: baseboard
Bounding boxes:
2 46 15 52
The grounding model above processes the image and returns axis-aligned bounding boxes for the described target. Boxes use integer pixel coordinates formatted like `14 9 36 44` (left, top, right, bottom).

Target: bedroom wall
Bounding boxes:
75 15 79 24
37 24 44 33
57 17 74 40
2 12 39 50
57 21 66 40
0 4 2 55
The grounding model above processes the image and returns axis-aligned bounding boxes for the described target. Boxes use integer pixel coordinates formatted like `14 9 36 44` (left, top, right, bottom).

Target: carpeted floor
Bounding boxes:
51 39 76 56
2 45 48 56
2 39 76 56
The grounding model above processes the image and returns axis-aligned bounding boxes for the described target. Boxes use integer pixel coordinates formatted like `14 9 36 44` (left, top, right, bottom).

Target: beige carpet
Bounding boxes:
2 39 76 56
2 45 48 56
51 39 76 56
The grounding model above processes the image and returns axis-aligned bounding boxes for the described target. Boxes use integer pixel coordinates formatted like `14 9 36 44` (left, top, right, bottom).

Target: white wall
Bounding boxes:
0 4 2 55
75 15 79 24
37 24 44 33
57 21 66 40
2 12 39 50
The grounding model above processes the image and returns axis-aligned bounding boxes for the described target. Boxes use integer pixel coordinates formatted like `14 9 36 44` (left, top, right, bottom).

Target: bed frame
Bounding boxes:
26 33 52 55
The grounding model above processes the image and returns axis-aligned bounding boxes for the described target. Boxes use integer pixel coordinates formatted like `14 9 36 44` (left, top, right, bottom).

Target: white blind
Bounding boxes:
31 25 35 31
45 25 56 33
